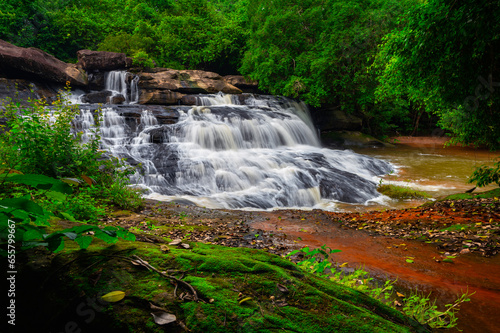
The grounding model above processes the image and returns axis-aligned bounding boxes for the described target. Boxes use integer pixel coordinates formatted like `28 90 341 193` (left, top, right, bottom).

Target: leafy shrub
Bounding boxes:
469 160 500 187
0 172 135 255
287 244 472 329
0 87 143 213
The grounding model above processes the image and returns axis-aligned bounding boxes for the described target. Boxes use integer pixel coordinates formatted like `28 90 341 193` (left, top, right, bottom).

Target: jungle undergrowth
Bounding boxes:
287 245 474 330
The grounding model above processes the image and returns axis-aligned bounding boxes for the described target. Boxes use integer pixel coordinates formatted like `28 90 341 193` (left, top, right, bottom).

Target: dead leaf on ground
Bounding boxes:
151 311 176 325
277 283 289 293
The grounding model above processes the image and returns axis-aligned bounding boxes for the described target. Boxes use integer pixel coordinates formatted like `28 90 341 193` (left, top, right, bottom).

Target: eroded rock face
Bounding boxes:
0 78 59 104
139 90 185 105
0 40 87 86
137 69 243 104
77 50 132 71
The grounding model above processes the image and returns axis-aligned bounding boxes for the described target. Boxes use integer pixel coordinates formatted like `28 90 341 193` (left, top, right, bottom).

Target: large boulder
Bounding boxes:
81 90 112 104
223 75 259 93
138 69 242 98
77 50 132 71
0 40 87 86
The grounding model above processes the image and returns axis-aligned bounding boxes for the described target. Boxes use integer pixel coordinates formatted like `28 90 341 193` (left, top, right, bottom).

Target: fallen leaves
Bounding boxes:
101 291 126 302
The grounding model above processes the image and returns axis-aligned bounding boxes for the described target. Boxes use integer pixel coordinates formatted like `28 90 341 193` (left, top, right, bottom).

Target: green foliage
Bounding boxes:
288 245 472 329
239 0 415 127
469 160 500 187
0 172 135 255
375 0 500 149
286 244 341 278
0 88 143 213
401 290 474 330
0 88 99 178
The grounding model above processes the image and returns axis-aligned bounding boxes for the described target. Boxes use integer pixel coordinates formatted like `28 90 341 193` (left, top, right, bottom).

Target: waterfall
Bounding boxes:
75 94 393 211
104 70 139 104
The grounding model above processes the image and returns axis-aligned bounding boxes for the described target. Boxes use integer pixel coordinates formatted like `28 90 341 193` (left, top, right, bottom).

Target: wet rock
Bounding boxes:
223 75 259 93
81 90 112 104
108 94 126 104
0 77 59 104
310 104 363 131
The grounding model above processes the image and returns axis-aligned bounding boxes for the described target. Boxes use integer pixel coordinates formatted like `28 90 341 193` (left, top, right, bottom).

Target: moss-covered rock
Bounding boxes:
16 238 428 332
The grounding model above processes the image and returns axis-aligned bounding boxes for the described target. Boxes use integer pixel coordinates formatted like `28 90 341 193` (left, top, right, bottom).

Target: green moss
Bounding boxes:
443 188 500 200
378 184 431 199
16 237 428 333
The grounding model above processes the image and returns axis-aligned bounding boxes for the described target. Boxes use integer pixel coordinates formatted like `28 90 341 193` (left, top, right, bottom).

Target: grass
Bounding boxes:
443 188 500 200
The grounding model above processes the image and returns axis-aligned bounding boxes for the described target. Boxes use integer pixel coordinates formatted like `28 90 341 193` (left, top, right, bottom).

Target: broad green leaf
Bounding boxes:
101 291 126 302
60 212 76 222
117 228 136 241
45 191 67 202
49 181 73 194
95 230 118 244
22 228 44 241
0 198 45 216
61 178 82 186
7 174 59 187
62 232 78 240
75 235 93 249
48 236 65 253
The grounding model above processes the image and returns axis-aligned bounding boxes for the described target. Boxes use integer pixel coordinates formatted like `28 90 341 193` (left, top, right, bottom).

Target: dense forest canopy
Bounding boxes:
0 0 498 148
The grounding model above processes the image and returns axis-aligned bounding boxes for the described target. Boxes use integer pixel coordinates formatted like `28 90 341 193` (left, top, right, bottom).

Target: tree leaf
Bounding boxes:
61 178 82 186
75 235 93 249
101 291 126 302
80 175 96 186
45 191 67 202
60 212 76 221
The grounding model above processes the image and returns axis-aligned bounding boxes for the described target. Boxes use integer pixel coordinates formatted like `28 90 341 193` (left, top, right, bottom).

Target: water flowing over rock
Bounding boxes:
137 69 243 105
75 94 393 210
0 39 87 86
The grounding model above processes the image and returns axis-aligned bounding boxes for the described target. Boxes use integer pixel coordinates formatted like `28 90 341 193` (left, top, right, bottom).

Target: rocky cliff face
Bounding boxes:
0 41 259 106
0 40 360 132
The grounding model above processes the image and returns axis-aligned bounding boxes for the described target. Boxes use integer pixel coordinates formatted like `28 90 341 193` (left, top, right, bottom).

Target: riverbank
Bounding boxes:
101 188 499 333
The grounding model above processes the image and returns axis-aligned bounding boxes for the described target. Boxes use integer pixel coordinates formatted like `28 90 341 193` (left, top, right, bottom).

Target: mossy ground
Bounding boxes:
377 184 431 199
442 187 500 200
16 234 427 333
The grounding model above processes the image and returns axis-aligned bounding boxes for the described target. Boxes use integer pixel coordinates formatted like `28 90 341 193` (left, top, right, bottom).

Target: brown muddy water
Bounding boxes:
345 137 499 212
251 139 500 333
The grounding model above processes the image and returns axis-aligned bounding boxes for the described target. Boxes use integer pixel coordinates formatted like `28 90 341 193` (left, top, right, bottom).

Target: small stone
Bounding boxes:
460 248 470 255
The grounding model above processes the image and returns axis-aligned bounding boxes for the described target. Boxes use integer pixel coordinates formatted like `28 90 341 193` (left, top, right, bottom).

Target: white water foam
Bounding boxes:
75 94 394 210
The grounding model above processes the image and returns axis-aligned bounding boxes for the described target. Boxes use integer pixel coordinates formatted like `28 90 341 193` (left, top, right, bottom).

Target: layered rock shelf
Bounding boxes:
0 41 258 106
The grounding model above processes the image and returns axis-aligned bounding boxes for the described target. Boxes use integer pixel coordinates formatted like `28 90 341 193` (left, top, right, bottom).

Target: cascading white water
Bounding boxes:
104 70 139 104
76 94 393 211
